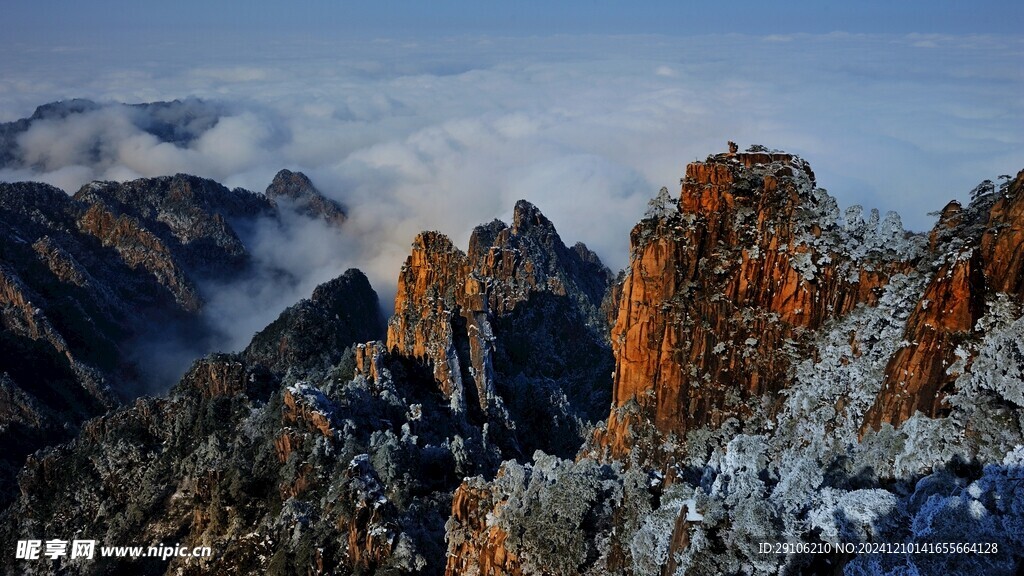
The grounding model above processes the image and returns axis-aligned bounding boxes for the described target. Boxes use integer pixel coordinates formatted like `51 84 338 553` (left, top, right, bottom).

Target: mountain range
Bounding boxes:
1 126 1023 575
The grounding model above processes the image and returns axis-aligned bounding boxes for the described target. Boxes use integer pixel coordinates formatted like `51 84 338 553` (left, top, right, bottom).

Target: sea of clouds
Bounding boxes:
1 33 1022 384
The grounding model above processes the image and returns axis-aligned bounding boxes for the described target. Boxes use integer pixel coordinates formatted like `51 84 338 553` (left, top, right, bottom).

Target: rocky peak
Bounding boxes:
244 269 386 376
591 149 1024 462
265 169 347 227
594 146 917 462
510 199 550 233
387 231 469 403
73 174 275 277
386 201 614 459
864 169 1024 431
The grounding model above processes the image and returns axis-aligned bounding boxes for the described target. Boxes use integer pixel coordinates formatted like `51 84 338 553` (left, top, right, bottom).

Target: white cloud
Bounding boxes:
193 112 275 175
0 32 1022 374
189 66 272 82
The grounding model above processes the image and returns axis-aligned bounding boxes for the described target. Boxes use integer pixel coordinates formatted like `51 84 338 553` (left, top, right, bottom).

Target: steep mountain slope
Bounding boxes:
1 270 393 576
387 199 614 458
0 198 615 575
72 175 276 281
0 171 343 507
244 271 385 374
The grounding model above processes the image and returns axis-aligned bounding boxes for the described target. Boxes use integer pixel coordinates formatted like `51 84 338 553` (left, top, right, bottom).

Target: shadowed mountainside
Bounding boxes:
0 170 345 507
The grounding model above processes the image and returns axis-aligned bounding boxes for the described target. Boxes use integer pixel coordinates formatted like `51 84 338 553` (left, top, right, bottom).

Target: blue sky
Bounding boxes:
4 0 1022 39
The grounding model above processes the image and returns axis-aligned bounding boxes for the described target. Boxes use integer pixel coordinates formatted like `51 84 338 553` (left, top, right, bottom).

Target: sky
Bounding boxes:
3 1 1022 38
1 1 1022 369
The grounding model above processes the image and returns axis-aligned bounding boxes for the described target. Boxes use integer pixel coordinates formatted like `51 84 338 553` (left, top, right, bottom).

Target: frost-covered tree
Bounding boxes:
645 186 677 219
970 179 996 201
844 204 866 236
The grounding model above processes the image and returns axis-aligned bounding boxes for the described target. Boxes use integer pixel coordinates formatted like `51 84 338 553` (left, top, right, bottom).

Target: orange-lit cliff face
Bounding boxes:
443 159 1024 576
445 480 523 576
593 151 918 462
591 152 1024 462
864 170 1024 431
387 231 473 408
385 200 615 458
981 172 1024 298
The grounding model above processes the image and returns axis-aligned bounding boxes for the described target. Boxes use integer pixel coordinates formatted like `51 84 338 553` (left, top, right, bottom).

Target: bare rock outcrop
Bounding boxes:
864 170 1024 430
594 148 916 462
265 169 347 227
387 200 614 458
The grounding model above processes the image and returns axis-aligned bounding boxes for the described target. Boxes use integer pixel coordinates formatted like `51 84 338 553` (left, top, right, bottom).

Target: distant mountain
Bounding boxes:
265 169 347 227
0 98 227 168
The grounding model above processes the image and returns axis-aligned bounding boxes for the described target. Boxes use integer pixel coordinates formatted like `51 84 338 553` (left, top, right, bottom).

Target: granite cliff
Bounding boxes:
387 199 614 458
445 150 1024 576
591 149 919 463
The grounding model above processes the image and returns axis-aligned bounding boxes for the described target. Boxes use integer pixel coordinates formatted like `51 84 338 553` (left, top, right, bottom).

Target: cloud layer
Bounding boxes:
1 33 1022 366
